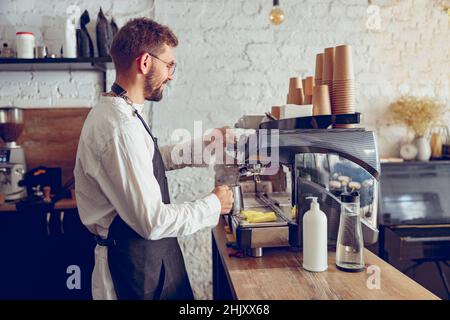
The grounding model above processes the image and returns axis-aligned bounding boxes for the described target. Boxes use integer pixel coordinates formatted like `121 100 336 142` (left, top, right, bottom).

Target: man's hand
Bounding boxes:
213 185 234 214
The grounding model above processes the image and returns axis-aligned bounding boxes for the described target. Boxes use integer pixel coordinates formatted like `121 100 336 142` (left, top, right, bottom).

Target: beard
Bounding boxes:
144 66 167 102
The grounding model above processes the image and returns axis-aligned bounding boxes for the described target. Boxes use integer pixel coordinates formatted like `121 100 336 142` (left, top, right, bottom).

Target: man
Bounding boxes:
74 18 234 300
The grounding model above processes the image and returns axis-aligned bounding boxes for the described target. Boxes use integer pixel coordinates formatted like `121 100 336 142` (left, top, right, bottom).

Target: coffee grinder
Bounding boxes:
0 106 27 200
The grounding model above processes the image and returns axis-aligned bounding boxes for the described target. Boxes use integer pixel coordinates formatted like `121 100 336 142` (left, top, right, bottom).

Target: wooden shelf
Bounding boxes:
381 159 450 166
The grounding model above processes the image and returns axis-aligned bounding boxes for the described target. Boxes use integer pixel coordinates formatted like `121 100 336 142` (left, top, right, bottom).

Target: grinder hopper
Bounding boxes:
0 107 25 145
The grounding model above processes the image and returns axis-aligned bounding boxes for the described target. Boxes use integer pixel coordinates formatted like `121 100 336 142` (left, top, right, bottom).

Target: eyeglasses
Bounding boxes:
147 52 176 76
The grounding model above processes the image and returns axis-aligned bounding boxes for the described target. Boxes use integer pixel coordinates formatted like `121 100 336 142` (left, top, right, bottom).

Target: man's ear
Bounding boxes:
136 53 152 75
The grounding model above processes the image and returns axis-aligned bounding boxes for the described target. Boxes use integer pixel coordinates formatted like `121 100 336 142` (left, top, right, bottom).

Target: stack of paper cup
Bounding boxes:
287 77 305 105
278 45 357 127
312 85 331 116
322 47 335 100
304 76 315 104
315 53 324 86
332 45 356 127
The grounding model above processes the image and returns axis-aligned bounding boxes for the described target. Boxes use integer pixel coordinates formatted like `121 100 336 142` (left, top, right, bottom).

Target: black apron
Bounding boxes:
99 85 194 300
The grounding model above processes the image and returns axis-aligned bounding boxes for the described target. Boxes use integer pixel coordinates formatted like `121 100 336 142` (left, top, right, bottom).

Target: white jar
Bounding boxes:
16 32 35 58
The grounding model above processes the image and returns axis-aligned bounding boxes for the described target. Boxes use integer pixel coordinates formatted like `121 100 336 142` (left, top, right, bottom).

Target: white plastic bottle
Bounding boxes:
64 17 77 58
302 197 328 272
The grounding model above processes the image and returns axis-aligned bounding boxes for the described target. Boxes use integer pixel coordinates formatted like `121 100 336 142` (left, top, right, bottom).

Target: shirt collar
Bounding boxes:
100 95 145 115
131 101 145 114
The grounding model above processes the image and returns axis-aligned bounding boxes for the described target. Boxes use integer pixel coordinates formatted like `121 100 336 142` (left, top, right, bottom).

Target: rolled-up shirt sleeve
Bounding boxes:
97 128 221 240
159 138 210 171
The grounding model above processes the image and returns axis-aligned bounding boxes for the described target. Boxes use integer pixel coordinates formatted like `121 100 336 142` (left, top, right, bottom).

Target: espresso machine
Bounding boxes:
0 106 27 201
216 118 381 257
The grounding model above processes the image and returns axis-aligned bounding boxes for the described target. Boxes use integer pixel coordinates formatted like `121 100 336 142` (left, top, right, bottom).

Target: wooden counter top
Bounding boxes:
0 198 77 212
212 216 439 300
53 198 77 210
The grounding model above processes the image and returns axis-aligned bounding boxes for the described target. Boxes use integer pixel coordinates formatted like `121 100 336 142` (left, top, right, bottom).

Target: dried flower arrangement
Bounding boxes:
388 96 444 137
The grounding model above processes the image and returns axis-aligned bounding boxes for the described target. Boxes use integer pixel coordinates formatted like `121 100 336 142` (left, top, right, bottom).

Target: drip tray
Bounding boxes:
229 193 292 253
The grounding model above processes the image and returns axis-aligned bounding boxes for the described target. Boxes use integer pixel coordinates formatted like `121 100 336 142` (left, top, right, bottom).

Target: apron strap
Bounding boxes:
111 82 159 145
95 235 116 247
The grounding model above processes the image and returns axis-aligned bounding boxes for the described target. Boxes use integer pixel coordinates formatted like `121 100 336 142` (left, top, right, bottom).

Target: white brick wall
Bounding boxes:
1 0 449 300
153 0 449 299
0 0 154 108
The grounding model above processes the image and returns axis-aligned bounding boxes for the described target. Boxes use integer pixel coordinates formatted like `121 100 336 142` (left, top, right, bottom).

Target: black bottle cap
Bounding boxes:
341 191 360 203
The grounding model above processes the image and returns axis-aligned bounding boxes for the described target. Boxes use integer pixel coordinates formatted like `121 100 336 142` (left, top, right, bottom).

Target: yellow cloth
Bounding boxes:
291 205 297 220
241 210 277 223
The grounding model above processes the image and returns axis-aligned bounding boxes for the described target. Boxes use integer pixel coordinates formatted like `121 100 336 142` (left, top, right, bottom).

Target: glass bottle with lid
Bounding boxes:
336 192 365 272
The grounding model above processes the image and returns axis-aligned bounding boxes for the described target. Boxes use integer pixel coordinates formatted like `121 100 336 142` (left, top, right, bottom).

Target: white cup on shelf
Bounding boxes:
16 31 35 59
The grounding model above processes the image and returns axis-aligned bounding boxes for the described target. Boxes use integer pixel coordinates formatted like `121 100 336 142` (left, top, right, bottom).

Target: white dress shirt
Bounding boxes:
74 96 221 300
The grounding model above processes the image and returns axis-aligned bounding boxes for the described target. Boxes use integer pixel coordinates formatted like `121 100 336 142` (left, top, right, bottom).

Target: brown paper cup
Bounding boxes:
322 82 333 92
294 88 305 105
288 77 303 104
289 77 302 91
333 45 354 80
287 88 305 105
312 85 331 116
332 107 356 114
305 95 313 104
305 76 315 96
315 53 324 80
271 106 281 119
323 47 335 81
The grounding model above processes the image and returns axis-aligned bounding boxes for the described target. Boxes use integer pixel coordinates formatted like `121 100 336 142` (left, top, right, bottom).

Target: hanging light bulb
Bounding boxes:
269 0 285 25
366 0 381 31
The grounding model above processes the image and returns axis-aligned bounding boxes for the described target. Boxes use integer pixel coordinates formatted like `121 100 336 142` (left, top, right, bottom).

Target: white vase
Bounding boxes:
400 143 418 161
414 136 431 161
